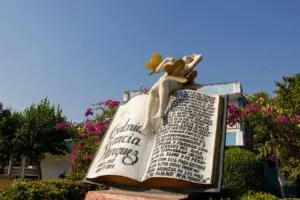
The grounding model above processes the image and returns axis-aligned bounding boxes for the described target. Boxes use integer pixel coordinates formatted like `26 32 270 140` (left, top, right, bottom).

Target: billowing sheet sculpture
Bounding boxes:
140 53 203 134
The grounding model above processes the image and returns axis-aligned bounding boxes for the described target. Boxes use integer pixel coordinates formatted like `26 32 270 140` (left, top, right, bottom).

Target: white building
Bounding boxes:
198 81 252 148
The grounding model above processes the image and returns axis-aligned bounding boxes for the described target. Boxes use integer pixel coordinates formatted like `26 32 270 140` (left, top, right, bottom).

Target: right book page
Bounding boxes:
142 90 222 188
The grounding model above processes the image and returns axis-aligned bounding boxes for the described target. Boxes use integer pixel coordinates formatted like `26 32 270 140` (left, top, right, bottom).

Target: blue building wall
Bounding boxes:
198 81 250 147
200 82 236 95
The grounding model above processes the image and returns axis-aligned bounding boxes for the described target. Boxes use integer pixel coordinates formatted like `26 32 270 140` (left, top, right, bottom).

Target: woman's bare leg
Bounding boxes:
140 82 160 134
153 79 182 118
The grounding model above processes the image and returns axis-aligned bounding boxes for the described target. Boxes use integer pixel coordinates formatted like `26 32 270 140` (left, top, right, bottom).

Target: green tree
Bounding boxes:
273 74 300 183
275 73 300 114
0 106 13 172
0 105 23 174
13 98 71 179
252 91 272 101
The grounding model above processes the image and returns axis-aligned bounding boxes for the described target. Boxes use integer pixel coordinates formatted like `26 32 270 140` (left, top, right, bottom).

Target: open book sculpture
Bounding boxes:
85 54 228 193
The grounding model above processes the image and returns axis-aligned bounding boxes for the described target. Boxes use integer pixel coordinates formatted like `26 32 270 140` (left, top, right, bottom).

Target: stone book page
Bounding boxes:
143 90 220 185
86 95 155 183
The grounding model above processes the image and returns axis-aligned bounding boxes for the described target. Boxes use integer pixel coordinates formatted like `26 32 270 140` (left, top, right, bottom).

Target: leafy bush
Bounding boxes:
0 179 100 200
241 192 280 200
69 100 120 180
222 148 264 199
55 100 120 180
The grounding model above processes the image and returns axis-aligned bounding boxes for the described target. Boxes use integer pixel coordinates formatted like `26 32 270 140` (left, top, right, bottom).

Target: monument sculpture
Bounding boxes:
84 53 228 197
140 53 203 134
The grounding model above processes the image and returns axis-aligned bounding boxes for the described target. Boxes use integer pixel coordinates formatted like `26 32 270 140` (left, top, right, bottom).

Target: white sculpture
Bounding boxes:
140 53 203 134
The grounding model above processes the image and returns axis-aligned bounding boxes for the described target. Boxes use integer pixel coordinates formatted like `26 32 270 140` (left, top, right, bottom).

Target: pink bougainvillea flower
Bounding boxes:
228 104 235 113
70 163 75 171
262 106 273 114
245 103 261 113
143 88 150 94
71 148 77 159
111 101 120 107
95 122 106 133
227 104 244 127
54 123 63 130
245 104 254 113
78 133 85 139
281 116 291 125
104 100 112 106
293 114 300 124
71 99 120 174
274 116 283 124
104 100 120 108
85 108 93 117
77 143 84 149
274 115 291 125
85 122 96 136
252 104 261 111
55 121 71 130
267 156 275 162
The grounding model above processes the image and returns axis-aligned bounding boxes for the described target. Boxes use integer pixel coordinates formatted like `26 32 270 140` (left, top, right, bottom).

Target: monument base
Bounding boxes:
84 189 188 200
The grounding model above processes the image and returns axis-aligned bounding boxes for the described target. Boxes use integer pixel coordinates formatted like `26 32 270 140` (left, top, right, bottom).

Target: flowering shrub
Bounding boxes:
54 121 72 130
103 100 120 108
72 100 119 179
84 108 93 117
227 95 300 182
142 87 150 94
227 96 300 127
222 148 263 199
0 179 100 200
56 100 120 180
241 192 280 200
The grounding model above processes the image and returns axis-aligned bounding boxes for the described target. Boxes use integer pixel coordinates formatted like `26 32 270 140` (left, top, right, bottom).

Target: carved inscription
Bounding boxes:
145 90 216 184
94 119 142 173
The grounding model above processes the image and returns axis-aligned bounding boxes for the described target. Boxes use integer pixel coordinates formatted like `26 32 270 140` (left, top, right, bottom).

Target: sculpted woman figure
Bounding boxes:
140 53 203 134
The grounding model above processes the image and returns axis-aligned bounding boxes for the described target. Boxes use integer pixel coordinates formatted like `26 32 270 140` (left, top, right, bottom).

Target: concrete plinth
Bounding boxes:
85 190 188 200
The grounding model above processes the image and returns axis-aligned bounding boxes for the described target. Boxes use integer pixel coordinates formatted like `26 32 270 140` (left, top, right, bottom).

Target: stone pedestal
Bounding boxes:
85 190 188 200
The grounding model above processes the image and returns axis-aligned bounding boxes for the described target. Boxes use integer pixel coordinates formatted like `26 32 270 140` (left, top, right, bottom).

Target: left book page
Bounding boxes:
86 95 155 184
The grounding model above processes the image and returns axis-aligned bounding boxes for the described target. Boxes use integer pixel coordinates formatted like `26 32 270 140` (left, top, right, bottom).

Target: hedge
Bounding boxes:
241 192 280 200
222 148 264 199
0 178 101 200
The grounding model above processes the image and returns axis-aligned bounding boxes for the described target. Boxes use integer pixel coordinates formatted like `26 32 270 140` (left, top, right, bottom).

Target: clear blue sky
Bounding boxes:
1 0 299 121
